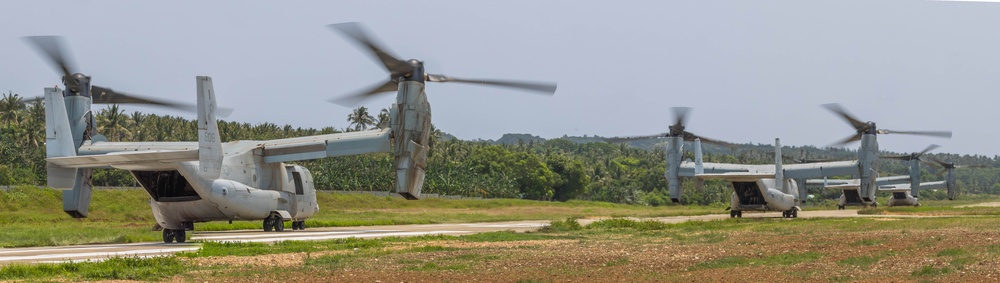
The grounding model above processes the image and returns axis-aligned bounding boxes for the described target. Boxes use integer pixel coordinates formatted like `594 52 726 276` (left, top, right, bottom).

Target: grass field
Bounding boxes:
0 186 719 247
5 214 1000 281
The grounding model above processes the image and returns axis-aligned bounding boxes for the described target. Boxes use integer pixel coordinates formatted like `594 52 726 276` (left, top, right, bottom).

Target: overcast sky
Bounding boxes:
2 1 999 155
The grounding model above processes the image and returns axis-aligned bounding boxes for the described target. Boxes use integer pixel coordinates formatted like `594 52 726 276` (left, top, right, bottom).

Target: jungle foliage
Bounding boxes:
2 91 998 205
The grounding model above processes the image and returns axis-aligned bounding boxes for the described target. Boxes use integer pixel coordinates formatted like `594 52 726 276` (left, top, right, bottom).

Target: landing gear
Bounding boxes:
291 220 306 230
730 211 743 218
837 205 845 210
263 214 285 232
781 209 799 218
162 229 187 243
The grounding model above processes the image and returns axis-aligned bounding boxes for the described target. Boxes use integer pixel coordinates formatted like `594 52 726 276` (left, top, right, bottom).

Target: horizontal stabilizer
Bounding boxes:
47 149 199 168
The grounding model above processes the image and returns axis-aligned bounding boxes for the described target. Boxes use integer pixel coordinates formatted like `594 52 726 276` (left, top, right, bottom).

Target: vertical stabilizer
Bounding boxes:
665 136 684 203
44 87 78 189
693 139 704 174
197 76 222 179
946 168 956 200
909 159 921 198
774 138 784 192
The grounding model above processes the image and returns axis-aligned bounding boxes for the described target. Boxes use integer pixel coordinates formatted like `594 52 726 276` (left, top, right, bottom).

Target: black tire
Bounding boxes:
792 209 798 218
263 218 273 232
729 211 735 218
162 229 174 243
275 217 285 232
736 211 743 218
175 230 186 243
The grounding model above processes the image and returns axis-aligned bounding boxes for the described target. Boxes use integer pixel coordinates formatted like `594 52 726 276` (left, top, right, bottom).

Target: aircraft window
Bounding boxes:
292 172 304 195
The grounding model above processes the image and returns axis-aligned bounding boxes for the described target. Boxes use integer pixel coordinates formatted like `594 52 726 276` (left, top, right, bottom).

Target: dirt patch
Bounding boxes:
180 220 1000 282
956 202 1000 208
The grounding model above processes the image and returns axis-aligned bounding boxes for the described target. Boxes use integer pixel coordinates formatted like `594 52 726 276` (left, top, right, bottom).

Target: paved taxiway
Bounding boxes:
0 209 913 264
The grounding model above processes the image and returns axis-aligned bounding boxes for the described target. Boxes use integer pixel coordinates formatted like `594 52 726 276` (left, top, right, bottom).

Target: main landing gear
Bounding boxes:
729 210 743 218
291 220 306 230
162 229 186 243
263 214 285 232
782 209 798 218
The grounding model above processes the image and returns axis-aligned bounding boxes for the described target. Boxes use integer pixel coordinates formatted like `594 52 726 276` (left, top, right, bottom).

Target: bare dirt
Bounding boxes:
172 212 1000 283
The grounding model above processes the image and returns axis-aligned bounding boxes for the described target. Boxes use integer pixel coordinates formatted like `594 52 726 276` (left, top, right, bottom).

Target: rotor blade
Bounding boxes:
830 133 863 146
327 22 413 77
881 155 911 161
916 144 941 157
681 131 733 146
822 103 868 131
878 129 953 139
23 36 78 90
956 165 991 169
605 133 667 143
672 107 691 130
425 74 557 94
91 85 232 117
328 80 398 107
929 157 952 168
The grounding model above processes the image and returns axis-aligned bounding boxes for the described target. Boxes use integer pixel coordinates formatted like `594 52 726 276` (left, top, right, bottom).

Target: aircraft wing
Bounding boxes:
78 141 198 156
782 160 859 179
47 149 199 168
261 129 392 163
678 162 773 177
695 172 776 181
806 175 910 187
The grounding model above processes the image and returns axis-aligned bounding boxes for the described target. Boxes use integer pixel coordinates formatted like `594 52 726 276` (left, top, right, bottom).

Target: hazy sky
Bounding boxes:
2 1 1000 155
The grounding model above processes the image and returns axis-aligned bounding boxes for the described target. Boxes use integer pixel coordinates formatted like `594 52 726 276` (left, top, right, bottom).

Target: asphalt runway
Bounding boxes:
0 209 913 264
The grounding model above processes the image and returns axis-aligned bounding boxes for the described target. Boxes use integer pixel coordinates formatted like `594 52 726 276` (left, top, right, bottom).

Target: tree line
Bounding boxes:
2 91 998 205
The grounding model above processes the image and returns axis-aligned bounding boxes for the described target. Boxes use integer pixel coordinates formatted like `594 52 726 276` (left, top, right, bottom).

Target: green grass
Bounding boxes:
912 265 952 277
936 248 968 257
0 256 184 281
0 186 719 247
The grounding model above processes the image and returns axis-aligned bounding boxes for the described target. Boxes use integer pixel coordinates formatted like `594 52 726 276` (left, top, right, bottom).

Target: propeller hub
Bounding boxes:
63 73 91 97
401 59 425 83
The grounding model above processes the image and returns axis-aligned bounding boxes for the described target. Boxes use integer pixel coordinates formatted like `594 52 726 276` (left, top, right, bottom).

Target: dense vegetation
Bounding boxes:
2 91 999 205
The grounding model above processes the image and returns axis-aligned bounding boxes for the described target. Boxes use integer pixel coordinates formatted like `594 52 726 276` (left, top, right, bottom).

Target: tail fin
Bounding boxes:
44 87 78 189
665 136 684 203
774 138 784 192
197 76 222 179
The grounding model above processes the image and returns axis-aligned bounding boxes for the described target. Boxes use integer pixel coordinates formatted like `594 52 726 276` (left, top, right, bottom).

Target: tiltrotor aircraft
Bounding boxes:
613 104 950 218
32 24 555 243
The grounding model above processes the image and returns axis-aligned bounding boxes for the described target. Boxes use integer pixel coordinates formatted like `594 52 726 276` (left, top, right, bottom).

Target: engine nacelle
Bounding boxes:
209 179 279 220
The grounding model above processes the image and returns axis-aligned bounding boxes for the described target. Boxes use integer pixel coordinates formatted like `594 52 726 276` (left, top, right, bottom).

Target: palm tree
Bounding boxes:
0 92 24 127
376 108 390 129
347 106 376 131
96 104 133 141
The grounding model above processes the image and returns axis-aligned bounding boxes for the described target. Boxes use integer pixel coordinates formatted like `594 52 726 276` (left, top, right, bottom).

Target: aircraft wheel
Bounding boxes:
782 211 788 218
274 215 285 232
736 211 743 218
729 211 735 218
263 218 273 232
162 229 175 243
300 221 306 230
792 209 798 218
175 229 187 243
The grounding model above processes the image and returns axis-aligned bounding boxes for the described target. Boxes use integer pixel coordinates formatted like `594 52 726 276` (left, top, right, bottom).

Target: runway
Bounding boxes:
0 209 900 264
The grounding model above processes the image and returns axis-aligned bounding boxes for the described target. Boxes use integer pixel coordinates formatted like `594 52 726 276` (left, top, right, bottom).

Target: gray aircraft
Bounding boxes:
613 105 950 217
31 25 555 243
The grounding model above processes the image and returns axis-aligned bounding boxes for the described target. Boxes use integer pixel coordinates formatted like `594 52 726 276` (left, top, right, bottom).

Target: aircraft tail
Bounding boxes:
44 87 95 218
693 138 704 191
44 87 78 188
196 76 223 179
774 138 784 192
666 136 684 203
